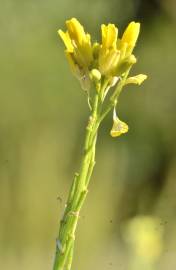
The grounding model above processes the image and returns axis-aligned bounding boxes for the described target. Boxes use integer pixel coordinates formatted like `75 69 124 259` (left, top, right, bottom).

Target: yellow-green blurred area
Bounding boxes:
1 0 176 269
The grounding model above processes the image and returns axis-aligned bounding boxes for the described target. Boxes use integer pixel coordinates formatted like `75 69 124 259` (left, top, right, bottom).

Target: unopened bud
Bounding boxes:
90 69 101 82
116 55 137 76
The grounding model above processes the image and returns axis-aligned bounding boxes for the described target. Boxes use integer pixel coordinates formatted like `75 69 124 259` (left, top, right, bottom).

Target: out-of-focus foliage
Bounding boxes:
0 0 176 269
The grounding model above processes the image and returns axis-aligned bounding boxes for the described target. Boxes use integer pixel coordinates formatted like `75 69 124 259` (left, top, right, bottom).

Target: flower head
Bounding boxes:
58 18 93 89
59 18 93 67
58 18 146 94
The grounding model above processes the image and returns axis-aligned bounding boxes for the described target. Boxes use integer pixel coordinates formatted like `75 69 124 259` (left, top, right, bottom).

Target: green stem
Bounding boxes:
99 68 131 123
53 94 101 270
52 67 132 270
65 243 74 270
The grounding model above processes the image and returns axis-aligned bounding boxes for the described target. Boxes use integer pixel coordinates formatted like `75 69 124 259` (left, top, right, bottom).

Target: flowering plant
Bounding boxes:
53 18 147 270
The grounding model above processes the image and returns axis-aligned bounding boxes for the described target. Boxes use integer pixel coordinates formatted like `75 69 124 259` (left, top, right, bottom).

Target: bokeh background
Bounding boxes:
1 0 176 269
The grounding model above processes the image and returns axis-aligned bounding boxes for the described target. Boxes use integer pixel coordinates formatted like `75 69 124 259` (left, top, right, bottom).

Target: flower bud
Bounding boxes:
116 55 137 76
90 69 101 82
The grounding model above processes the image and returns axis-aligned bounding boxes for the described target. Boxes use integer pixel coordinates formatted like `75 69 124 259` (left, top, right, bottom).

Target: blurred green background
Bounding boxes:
1 0 176 269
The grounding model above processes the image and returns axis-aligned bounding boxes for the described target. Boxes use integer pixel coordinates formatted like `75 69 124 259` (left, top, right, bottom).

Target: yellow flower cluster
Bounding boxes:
98 22 139 76
58 18 147 137
58 18 143 89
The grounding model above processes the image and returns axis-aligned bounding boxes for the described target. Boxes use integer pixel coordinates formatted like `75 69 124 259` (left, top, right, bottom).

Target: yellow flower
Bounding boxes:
98 22 140 77
58 18 93 73
110 109 129 137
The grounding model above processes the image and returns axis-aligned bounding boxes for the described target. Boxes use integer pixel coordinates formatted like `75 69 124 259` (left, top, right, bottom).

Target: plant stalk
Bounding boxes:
53 94 101 270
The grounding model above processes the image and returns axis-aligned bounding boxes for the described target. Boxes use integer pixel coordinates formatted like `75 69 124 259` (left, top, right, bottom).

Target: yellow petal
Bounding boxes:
101 24 118 49
58 30 74 52
99 49 120 76
65 51 81 78
66 18 86 45
121 21 140 47
125 74 147 85
119 41 128 60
